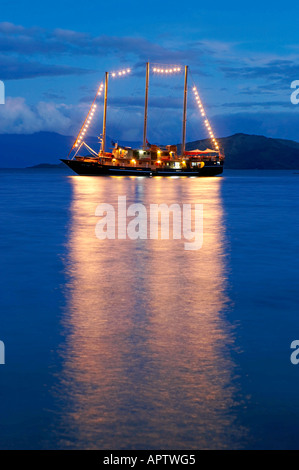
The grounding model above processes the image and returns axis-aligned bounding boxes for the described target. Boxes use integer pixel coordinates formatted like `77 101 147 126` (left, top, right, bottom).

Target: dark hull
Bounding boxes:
61 159 224 177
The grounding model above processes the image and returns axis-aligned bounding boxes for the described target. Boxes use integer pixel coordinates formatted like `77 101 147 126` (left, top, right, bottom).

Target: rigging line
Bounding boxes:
72 141 84 159
83 142 99 157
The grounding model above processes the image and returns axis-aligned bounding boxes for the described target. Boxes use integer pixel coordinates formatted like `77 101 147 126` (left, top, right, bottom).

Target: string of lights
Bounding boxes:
152 66 182 74
192 85 219 152
70 68 132 156
111 68 131 78
70 82 104 153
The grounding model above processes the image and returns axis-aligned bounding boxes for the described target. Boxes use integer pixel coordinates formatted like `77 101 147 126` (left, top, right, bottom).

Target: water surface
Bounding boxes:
0 169 298 449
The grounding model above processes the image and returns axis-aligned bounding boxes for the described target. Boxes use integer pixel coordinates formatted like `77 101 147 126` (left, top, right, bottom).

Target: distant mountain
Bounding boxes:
26 162 66 169
0 132 143 168
0 131 299 169
0 132 74 168
185 133 299 169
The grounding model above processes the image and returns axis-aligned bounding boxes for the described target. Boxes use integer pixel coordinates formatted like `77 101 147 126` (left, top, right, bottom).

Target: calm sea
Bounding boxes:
0 168 298 450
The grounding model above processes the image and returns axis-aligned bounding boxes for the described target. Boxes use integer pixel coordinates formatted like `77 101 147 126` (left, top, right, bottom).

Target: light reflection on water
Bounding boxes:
56 176 246 449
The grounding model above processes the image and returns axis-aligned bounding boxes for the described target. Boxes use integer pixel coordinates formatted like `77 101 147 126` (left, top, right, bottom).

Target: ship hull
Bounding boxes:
61 159 224 177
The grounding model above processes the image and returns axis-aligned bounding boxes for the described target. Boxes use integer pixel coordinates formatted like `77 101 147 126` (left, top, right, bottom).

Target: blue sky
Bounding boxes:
0 0 299 144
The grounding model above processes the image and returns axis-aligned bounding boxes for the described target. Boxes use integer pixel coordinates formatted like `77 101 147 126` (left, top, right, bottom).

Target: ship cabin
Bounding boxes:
110 143 180 167
184 148 222 168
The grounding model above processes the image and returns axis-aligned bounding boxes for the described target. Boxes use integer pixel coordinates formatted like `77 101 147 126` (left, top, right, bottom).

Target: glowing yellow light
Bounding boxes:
127 68 131 73
131 159 136 164
153 68 157 72
157 160 161 164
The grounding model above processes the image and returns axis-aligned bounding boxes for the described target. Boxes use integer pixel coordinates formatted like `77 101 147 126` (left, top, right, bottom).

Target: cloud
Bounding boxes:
238 82 286 95
80 94 183 110
42 91 66 101
0 55 95 80
0 94 183 143
1 95 299 145
0 22 25 34
218 100 293 109
0 21 237 79
0 97 74 134
0 22 185 60
221 59 299 82
1 22 298 142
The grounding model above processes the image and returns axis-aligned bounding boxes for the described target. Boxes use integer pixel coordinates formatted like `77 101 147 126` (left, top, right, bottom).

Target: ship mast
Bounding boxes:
181 65 188 156
101 71 109 155
143 62 150 150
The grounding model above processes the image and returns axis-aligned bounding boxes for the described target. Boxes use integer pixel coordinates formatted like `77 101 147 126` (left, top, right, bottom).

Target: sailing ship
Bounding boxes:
61 63 224 177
